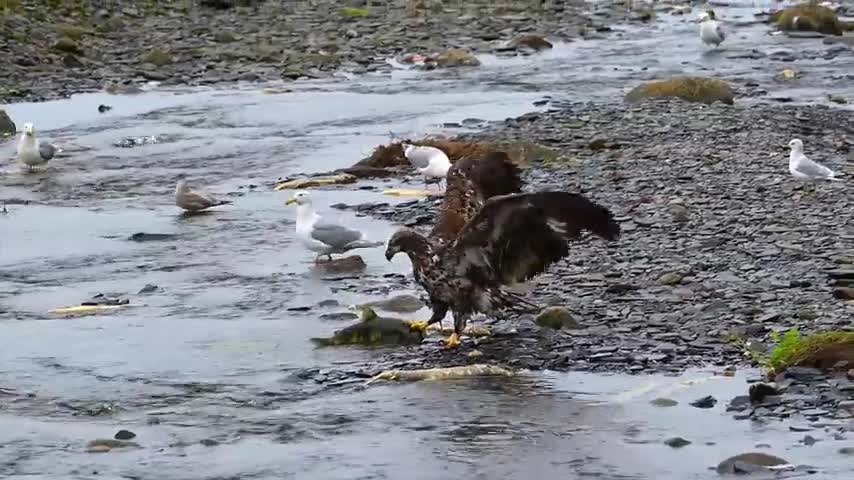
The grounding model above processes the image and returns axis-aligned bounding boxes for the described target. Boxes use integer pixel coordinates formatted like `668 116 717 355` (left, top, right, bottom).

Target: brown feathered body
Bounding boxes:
429 151 523 244
386 156 620 340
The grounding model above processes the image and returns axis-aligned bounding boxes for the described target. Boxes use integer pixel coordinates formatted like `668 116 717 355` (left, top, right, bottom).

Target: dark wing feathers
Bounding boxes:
428 151 524 244
450 191 620 285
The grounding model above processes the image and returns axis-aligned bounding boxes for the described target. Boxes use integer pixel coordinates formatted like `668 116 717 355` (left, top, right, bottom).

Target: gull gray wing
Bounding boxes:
310 221 363 248
795 159 835 179
39 143 57 161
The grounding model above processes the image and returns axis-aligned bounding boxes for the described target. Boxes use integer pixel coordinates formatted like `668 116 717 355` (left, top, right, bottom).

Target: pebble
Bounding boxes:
114 430 136 440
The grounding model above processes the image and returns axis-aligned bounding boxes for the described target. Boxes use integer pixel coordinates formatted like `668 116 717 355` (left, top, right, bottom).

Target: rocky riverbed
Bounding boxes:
334 98 854 426
0 0 649 104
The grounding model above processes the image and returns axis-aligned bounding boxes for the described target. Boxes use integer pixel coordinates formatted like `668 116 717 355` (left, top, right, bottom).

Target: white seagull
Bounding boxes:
401 143 451 191
788 138 845 193
285 191 383 261
175 179 232 213
698 10 725 48
16 122 62 172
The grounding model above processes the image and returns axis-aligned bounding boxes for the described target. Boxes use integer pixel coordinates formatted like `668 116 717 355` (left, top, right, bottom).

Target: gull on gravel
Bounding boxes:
401 143 451 191
16 122 62 172
698 10 725 48
788 138 845 193
286 191 383 261
175 178 232 213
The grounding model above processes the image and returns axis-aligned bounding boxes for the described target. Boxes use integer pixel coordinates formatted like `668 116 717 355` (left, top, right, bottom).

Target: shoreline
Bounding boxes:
0 0 637 105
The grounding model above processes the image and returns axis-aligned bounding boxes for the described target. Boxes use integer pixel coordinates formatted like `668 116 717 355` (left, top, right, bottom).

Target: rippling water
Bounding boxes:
1 2 852 478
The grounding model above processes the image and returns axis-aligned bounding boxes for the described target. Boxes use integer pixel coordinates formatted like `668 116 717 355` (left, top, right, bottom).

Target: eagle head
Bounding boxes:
385 228 431 261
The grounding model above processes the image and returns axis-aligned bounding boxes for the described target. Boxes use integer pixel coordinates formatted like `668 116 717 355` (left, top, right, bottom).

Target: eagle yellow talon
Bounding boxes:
405 320 430 333
443 332 461 349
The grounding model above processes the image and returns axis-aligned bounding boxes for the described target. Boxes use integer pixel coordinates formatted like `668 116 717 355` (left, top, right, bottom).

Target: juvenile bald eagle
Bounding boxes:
386 190 620 348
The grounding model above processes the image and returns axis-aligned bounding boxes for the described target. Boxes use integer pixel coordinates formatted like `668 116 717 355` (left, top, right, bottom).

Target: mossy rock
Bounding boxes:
535 306 580 330
213 31 237 43
0 109 16 137
51 24 95 41
508 34 553 51
625 76 734 105
434 48 481 68
765 329 854 376
52 37 82 55
341 7 369 18
771 3 844 36
142 49 173 67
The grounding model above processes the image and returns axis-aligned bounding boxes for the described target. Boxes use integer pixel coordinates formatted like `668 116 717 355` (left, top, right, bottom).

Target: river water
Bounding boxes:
1 2 852 478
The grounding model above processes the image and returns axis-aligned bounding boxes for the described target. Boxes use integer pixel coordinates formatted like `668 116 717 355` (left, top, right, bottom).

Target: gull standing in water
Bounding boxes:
175 178 232 213
401 143 451 191
16 122 62 172
788 138 845 194
286 191 383 261
698 10 725 49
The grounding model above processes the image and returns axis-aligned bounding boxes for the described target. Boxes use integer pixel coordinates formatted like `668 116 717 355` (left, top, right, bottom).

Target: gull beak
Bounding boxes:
285 198 298 206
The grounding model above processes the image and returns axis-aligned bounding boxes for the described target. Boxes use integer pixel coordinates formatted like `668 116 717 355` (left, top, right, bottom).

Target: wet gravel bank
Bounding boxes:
0 0 640 103
333 98 854 420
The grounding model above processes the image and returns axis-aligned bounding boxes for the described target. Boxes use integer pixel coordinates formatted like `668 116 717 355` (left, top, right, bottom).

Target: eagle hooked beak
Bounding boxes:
384 246 399 261
285 198 298 206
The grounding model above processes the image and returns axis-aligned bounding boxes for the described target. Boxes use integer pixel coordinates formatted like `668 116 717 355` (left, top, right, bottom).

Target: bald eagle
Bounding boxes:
386 187 620 348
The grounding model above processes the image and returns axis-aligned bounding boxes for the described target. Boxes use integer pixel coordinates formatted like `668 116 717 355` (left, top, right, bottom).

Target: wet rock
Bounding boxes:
650 398 678 408
146 416 160 425
625 76 734 105
114 430 136 440
664 437 691 448
535 306 580 330
52 37 82 55
200 438 219 446
137 284 158 294
833 288 854 300
313 255 366 274
657 272 683 286
749 383 779 404
802 434 817 446
275 174 356 190
776 68 799 81
142 49 173 67
507 34 553 51
839 447 854 456
62 54 85 69
86 438 141 453
128 232 178 242
98 104 112 113
319 311 358 321
360 294 425 313
690 395 717 409
433 48 480 68
716 452 790 474
0 109 15 136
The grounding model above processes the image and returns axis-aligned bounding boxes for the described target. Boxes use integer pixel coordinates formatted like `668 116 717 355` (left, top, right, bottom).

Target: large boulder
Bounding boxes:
771 3 845 36
625 76 734 105
508 34 553 51
0 110 15 137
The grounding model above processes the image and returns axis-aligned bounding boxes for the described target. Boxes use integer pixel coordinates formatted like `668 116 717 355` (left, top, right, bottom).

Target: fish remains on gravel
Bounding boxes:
286 191 383 261
402 143 452 191
16 122 62 172
385 151 621 348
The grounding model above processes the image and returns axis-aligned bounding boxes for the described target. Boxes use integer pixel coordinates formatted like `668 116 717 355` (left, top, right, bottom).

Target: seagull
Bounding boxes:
788 138 844 193
401 143 451 191
175 179 232 213
698 10 725 48
16 122 62 172
285 191 383 261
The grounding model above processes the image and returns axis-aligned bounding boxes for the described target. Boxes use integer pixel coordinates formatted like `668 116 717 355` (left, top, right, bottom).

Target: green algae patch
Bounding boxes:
765 328 854 376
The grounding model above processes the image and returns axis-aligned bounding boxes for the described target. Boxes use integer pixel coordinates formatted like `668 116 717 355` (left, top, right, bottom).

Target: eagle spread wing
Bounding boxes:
429 151 523 244
448 191 621 287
